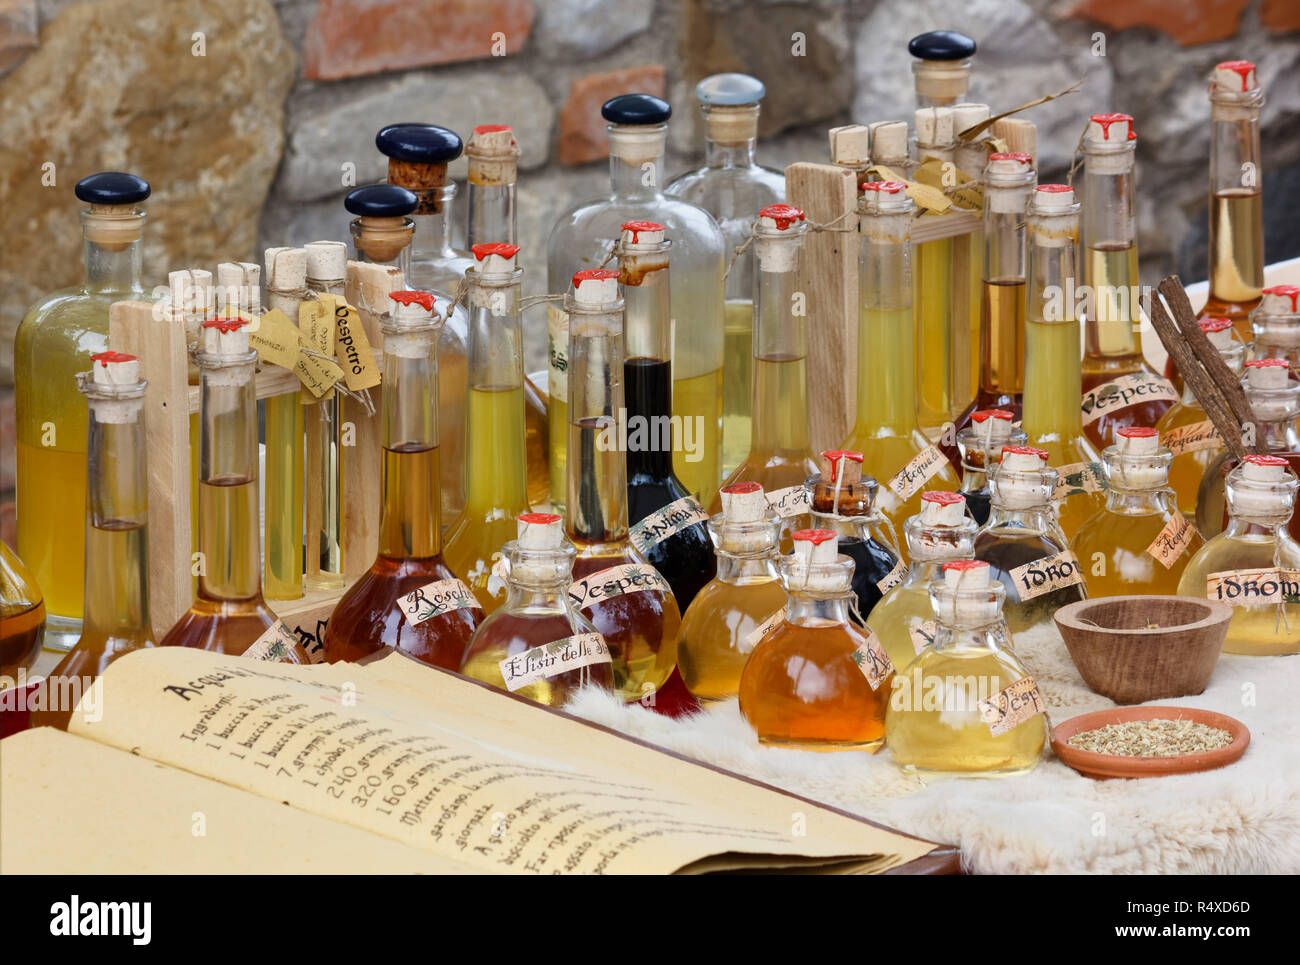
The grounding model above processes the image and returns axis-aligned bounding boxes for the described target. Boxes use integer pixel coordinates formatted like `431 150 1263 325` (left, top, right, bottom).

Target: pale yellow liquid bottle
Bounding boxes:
913 107 957 439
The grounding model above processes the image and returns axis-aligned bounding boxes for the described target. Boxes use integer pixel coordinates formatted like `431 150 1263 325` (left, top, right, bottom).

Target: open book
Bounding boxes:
1 648 950 874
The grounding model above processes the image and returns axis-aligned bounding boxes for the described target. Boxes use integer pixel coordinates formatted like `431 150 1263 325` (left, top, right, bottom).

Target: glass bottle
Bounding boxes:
442 243 531 615
465 124 551 509
460 513 613 705
957 410 1027 526
1251 286 1300 370
161 320 305 659
1072 427 1203 597
807 450 901 621
618 221 716 611
1156 317 1243 519
548 94 726 510
886 559 1047 778
323 292 481 668
1180 455 1300 655
909 30 976 109
562 269 681 701
14 172 151 648
739 529 893 751
1196 358 1300 541
1079 113 1176 448
951 101 992 417
913 106 958 438
842 181 959 531
1021 183 1104 541
975 445 1086 635
676 481 785 703
869 490 977 673
665 74 786 478
712 205 820 508
0 542 44 680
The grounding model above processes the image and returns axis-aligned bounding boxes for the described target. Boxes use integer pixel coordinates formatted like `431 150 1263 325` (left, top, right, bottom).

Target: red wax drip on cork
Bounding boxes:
1246 358 1289 369
1216 60 1256 91
921 490 965 506
972 408 1014 422
1199 316 1233 333
1037 184 1072 193
821 448 864 481
203 318 245 333
1090 113 1136 141
989 152 1033 163
862 180 906 194
759 204 805 229
90 350 137 366
722 481 763 494
518 512 562 525
474 124 512 134
1118 427 1159 438
1002 445 1049 461
1245 454 1289 467
573 268 619 287
1265 285 1300 313
792 528 837 546
943 559 988 572
390 291 436 311
471 242 520 261
621 220 665 242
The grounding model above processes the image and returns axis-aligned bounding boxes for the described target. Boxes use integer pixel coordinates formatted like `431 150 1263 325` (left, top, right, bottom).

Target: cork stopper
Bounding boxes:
991 118 1036 164
987 152 1033 177
713 481 781 556
972 409 1016 432
859 181 913 238
915 106 955 150
868 120 909 164
755 204 806 273
88 350 139 386
1086 112 1136 145
829 124 871 167
517 512 563 548
1245 357 1290 390
385 290 439 357
1240 453 1288 483
1116 426 1158 455
620 220 666 246
201 318 251 358
169 268 213 350
785 529 843 593
471 241 520 273
466 124 520 187
306 241 348 283
508 512 574 584
758 204 805 232
993 446 1053 510
216 262 261 316
1032 183 1075 211
820 449 863 485
1200 316 1235 350
81 351 145 422
1261 286 1300 315
987 153 1035 212
919 490 966 525
944 558 990 590
1109 427 1169 489
1228 454 1297 519
720 481 767 523
1001 445 1048 473
265 246 307 291
952 102 990 135
572 269 620 307
931 560 1003 627
1213 60 1258 93
1210 60 1263 119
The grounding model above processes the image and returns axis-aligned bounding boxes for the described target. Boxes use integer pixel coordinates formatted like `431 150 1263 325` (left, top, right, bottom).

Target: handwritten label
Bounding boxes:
883 445 948 506
876 558 906 594
1052 462 1108 500
331 296 381 392
1205 567 1300 607
850 632 895 691
297 299 344 400
568 564 673 612
547 305 569 399
499 633 612 692
1161 419 1222 457
628 495 709 555
1080 373 1178 426
978 676 1045 737
398 578 481 626
1008 550 1084 602
744 606 786 651
248 308 301 369
764 485 812 519
1146 513 1196 568
244 622 309 664
909 620 938 655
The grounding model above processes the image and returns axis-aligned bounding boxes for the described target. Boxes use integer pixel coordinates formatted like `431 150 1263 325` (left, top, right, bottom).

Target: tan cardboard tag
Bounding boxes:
332 296 381 391
876 558 906 594
499 633 612 692
1146 512 1196 568
884 445 948 505
628 495 708 555
744 606 787 651
1161 419 1222 457
1007 549 1084 601
978 676 1045 737
908 619 938 655
1052 462 1108 500
1205 568 1300 607
244 621 310 664
765 485 812 519
248 308 301 369
851 632 895 691
398 578 482 626
1081 373 1178 426
567 563 673 612
908 156 956 214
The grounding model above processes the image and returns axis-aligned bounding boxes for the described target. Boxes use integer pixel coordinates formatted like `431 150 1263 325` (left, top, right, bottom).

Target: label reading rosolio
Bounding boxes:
398 578 482 626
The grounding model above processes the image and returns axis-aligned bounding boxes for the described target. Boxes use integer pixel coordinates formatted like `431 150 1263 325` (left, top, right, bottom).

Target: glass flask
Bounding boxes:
0 542 44 680
957 409 1027 526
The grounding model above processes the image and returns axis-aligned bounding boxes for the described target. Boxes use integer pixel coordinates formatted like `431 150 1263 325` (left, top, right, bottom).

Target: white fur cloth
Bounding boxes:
566 625 1300 874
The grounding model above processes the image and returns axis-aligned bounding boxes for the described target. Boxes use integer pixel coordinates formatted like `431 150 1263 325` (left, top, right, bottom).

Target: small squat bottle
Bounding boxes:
460 513 613 706
676 481 786 703
956 409 1026 525
739 529 894 752
886 560 1047 779
0 541 45 679
1179 455 1300 656
1071 427 1203 597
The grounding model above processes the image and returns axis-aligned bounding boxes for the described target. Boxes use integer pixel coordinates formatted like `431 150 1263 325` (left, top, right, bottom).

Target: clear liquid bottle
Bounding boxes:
676 482 785 703
1251 286 1300 370
14 172 151 648
460 512 613 705
842 181 959 531
665 74 785 479
908 30 976 109
1021 183 1104 541
618 222 716 611
1079 113 1176 448
442 243 531 615
739 529 893 751
323 292 481 669
975 445 1086 635
956 409 1027 526
563 270 681 701
1180 454 1300 655
913 107 958 438
886 559 1047 778
1156 317 1243 519
1072 427 1203 596
548 94 726 510
869 490 977 673
0 542 44 680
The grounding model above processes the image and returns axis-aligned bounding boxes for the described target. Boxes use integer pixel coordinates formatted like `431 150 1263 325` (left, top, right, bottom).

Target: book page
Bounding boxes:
70 648 935 874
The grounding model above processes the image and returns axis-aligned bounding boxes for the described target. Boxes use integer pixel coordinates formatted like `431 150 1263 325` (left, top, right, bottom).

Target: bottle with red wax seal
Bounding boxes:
322 292 480 670
617 222 717 611
956 409 1027 526
1251 286 1300 372
739 529 892 752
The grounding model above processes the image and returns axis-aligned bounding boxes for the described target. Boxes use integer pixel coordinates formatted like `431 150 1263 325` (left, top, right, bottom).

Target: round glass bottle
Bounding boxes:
956 409 1026 526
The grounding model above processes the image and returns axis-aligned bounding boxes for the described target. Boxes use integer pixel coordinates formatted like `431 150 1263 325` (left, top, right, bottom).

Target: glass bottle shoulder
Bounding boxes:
663 164 786 221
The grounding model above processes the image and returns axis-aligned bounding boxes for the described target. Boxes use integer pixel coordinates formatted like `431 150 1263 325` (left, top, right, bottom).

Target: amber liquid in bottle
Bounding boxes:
0 542 44 678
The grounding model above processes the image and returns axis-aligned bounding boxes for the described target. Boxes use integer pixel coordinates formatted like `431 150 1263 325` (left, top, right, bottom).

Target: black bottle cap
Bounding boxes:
907 30 976 61
601 93 671 125
344 184 418 217
375 124 463 164
74 172 151 205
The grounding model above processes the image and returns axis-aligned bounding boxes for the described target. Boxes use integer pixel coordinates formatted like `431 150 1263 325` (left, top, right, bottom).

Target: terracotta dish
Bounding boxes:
1051 705 1250 779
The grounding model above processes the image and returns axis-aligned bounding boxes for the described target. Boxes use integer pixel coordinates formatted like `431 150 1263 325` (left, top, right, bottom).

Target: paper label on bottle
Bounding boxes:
498 632 612 692
248 308 301 370
1146 512 1196 569
882 445 948 507
244 621 310 664
850 632 895 691
978 676 1045 737
1080 373 1179 426
1008 550 1084 602
567 564 673 612
1052 462 1109 500
547 304 569 399
398 578 482 626
743 606 786 651
764 485 812 519
876 558 906 594
909 620 938 655
1205 567 1300 607
294 298 345 400
300 298 337 357
1161 419 1222 457
628 495 709 555
330 295 381 392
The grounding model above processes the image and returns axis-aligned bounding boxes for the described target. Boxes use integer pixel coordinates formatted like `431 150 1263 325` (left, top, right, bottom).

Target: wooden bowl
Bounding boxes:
1053 596 1231 704
1052 705 1249 779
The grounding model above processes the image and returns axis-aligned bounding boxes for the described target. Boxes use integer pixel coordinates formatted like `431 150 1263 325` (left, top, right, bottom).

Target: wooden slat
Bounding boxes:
910 209 981 245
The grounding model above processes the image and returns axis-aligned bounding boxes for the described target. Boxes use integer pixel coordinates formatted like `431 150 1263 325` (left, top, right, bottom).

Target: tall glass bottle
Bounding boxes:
323 292 481 669
739 529 893 751
1251 286 1300 370
951 101 992 416
1079 113 1176 449
1179 455 1300 656
665 74 786 478
0 543 44 680
842 181 959 531
460 512 613 705
1021 183 1104 541
712 205 820 507
442 243 530 615
563 270 681 701
957 409 1026 525
886 559 1047 778
618 222 716 610
161 320 304 659
14 172 150 648
974 445 1086 635
909 30 976 108
548 94 726 509
676 481 785 703
869 490 977 673
913 106 958 438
